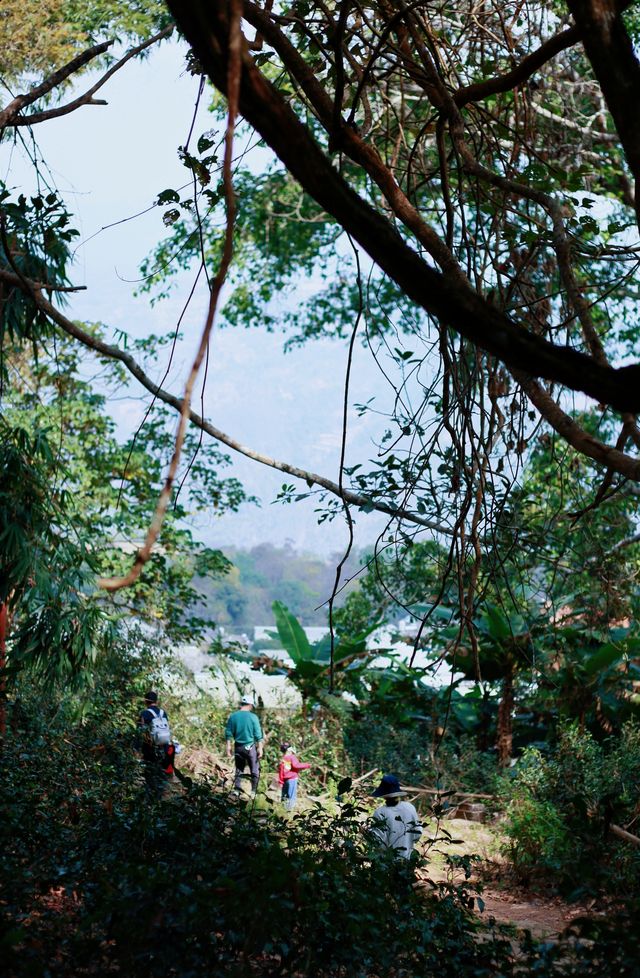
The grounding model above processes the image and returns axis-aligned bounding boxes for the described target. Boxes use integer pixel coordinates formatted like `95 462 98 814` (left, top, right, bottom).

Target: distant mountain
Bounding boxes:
197 542 365 628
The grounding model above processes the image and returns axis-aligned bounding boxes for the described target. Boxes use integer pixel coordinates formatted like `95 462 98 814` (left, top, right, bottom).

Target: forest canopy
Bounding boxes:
4 3 640 976
2 0 640 683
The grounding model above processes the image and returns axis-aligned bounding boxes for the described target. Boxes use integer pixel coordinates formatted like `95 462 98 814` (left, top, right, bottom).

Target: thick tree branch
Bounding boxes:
454 26 579 106
513 370 640 481
242 0 463 279
168 0 640 413
566 0 640 226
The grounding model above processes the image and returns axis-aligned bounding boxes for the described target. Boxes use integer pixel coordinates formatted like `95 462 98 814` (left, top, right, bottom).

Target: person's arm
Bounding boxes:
136 709 150 748
370 809 389 846
224 715 234 757
252 714 264 757
407 805 423 839
290 755 311 772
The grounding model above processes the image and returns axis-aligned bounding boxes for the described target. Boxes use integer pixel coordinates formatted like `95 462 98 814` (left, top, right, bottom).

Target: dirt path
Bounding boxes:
422 817 588 937
477 888 584 937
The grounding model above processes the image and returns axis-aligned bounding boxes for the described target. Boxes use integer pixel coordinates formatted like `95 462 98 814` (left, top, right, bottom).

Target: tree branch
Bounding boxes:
241 0 464 279
96 16 225 592
0 40 114 131
566 0 640 227
454 27 579 106
167 0 640 413
9 26 174 128
0 267 452 536
513 369 640 480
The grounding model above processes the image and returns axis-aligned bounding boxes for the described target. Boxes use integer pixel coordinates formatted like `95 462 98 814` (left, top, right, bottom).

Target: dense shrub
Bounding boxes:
345 718 500 794
5 651 640 976
1 695 516 977
502 722 640 895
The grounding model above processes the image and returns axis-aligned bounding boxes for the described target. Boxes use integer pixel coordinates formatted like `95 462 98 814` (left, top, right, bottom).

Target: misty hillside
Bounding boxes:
198 542 366 629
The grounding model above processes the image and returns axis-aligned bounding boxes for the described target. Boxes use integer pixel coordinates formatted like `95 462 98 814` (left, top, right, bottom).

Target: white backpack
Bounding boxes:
147 706 171 747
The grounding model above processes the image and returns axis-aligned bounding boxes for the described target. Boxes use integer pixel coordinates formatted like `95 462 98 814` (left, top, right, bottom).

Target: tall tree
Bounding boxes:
4 0 640 672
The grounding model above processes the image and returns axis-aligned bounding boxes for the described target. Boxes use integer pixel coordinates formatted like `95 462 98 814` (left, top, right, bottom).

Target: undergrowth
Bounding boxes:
3 645 640 976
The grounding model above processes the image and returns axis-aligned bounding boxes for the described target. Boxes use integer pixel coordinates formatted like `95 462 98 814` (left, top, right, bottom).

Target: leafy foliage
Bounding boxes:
1 333 245 685
503 723 640 895
0 416 110 683
0 0 169 83
4 637 640 976
0 647 516 978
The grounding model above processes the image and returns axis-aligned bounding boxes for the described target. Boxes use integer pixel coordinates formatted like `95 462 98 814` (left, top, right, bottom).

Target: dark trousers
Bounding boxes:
142 745 174 799
234 743 260 791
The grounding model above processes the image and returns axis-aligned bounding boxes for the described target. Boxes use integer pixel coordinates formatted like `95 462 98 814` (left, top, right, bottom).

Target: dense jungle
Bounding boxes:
3 0 640 975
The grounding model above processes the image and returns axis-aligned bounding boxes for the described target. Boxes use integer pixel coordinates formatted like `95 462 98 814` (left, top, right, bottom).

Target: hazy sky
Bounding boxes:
5 38 403 556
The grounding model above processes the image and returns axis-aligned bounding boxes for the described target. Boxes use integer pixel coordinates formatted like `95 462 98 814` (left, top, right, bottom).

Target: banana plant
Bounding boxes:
270 600 380 707
432 602 537 766
536 625 640 733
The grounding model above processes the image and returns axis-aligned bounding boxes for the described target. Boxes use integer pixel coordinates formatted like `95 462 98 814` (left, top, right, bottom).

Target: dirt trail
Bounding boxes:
477 888 582 937
422 817 587 937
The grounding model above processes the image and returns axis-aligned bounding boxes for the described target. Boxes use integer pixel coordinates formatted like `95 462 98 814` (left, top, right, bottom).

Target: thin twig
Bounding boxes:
9 27 174 128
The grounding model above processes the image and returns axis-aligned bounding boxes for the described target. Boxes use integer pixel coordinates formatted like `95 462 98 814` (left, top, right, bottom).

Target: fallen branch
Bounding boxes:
610 822 640 847
402 784 494 800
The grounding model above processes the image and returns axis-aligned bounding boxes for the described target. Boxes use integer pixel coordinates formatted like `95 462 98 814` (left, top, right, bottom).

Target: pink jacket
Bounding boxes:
278 752 311 785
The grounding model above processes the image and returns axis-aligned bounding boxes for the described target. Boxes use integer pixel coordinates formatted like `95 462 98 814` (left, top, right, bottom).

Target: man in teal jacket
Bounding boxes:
225 694 264 795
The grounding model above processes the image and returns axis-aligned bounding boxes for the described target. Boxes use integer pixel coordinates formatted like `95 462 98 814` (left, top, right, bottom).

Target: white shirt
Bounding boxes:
371 801 423 858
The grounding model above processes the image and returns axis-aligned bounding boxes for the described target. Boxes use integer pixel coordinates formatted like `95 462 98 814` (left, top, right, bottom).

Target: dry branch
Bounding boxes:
0 267 453 535
0 40 114 130
10 26 175 128
610 822 640 847
97 8 241 591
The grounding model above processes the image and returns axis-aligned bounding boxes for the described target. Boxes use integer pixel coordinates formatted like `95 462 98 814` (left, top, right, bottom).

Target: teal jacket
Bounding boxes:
224 709 263 746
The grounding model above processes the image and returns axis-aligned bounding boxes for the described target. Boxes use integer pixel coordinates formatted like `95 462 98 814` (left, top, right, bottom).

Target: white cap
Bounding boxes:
240 695 253 705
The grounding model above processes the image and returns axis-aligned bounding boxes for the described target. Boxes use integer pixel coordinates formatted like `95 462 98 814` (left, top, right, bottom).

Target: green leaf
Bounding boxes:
272 600 313 663
157 188 180 204
484 604 511 642
583 642 625 677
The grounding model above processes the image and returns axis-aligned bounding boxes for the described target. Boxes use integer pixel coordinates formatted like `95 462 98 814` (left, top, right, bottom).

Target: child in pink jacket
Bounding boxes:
278 742 311 810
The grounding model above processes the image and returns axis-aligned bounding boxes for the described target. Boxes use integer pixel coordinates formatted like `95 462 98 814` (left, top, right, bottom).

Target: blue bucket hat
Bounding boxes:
372 774 406 798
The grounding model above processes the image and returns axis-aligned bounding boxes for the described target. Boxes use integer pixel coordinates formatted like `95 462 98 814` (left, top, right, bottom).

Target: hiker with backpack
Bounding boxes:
224 694 264 797
138 690 176 798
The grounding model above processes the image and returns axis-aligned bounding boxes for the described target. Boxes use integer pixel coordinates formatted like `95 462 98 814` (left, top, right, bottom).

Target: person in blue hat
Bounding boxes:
370 774 423 858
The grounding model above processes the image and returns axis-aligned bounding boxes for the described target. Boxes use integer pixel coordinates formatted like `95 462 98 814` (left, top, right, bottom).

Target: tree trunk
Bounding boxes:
496 663 514 767
476 685 492 752
0 602 7 744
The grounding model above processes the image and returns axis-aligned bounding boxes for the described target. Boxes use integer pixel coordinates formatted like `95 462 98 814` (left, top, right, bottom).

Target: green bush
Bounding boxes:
502 723 640 895
503 795 572 875
6 646 640 975
1 692 516 977
345 718 500 795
